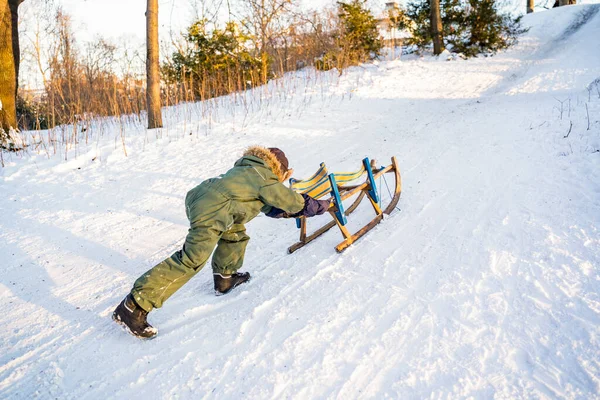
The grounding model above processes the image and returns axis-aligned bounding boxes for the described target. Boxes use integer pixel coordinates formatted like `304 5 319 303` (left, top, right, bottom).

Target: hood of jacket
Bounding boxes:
238 146 286 181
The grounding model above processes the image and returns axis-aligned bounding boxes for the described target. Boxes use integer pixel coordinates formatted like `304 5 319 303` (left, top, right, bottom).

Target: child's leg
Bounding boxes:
131 225 221 312
211 223 249 275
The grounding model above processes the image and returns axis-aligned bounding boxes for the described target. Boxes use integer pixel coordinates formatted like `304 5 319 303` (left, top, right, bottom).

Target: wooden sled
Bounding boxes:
288 156 401 253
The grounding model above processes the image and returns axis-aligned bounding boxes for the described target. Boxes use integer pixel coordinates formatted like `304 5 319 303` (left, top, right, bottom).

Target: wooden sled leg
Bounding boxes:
332 210 352 241
368 193 383 215
300 217 307 242
335 214 384 253
287 192 366 254
288 219 336 253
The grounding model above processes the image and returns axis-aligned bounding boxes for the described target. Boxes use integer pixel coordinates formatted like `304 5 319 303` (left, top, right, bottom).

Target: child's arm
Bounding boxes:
271 194 331 219
260 181 331 219
259 181 305 214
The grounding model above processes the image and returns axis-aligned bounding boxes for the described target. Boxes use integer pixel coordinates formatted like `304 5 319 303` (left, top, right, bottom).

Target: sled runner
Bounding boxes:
288 156 401 253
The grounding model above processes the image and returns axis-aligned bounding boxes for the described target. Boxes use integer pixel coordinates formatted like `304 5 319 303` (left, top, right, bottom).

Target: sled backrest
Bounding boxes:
290 162 370 198
289 163 331 199
332 164 366 186
290 158 379 229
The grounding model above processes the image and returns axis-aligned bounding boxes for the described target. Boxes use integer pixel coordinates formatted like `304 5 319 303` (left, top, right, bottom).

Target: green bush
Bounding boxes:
163 20 266 98
16 94 51 131
398 0 528 57
316 0 383 71
337 0 383 63
315 52 338 71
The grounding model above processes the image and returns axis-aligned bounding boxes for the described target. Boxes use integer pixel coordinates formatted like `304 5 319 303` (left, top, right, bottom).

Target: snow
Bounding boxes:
2 5 600 399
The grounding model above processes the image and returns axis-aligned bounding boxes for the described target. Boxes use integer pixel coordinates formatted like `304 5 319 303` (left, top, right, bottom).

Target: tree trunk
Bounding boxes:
527 0 534 13
146 0 162 129
0 0 17 135
0 0 17 136
430 0 444 56
9 0 21 90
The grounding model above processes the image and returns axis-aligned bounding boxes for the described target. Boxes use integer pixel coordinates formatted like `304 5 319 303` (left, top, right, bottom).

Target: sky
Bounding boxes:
20 0 538 45
37 0 345 42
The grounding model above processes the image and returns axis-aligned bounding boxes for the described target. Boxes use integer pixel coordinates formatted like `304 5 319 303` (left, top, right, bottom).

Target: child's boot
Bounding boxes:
112 294 158 339
214 272 251 295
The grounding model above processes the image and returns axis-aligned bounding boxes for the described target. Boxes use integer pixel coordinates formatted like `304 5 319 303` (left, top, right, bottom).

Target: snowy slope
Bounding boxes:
1 5 600 399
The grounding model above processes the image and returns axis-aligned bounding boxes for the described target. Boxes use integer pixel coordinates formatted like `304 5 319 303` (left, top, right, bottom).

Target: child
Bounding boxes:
113 146 330 339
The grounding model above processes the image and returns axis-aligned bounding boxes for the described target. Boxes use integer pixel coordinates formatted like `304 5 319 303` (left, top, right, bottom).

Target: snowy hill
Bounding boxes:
1 5 600 399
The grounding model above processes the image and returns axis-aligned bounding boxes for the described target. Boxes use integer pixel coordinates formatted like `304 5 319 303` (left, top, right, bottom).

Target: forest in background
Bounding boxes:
0 0 566 148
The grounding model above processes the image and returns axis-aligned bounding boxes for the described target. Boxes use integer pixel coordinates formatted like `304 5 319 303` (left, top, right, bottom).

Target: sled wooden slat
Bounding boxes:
287 156 401 254
332 165 366 185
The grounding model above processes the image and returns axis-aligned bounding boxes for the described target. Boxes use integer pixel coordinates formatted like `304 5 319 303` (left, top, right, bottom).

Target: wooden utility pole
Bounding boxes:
430 0 444 55
527 0 534 13
146 0 163 129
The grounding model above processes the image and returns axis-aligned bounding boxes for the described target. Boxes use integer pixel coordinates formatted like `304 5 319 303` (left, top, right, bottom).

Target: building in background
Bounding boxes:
376 2 409 58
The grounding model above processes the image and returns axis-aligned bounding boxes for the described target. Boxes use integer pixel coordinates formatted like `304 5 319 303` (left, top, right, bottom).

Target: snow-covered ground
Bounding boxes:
2 5 600 399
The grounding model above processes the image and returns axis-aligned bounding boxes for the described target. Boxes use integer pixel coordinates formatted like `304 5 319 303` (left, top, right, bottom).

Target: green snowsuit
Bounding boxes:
131 153 305 312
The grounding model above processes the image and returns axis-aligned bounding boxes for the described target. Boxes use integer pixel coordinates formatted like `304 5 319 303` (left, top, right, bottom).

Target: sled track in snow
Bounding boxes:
558 4 600 43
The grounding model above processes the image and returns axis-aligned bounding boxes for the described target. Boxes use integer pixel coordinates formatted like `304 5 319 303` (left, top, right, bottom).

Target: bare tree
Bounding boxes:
527 0 534 13
241 0 292 82
430 0 444 55
23 0 56 89
83 37 116 86
0 0 24 136
146 0 162 129
188 0 225 24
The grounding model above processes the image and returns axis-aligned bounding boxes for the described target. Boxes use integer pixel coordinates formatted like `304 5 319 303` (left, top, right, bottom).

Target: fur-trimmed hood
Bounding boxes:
242 146 286 181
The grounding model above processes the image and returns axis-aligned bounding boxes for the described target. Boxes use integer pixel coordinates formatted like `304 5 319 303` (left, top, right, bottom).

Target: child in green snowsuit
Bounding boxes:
113 146 330 339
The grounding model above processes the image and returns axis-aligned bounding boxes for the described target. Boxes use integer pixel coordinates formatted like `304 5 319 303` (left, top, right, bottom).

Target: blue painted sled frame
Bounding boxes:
288 156 401 253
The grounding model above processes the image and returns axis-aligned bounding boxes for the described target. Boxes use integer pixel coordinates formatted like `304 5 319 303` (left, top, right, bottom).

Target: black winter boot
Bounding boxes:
214 272 251 295
112 294 158 339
